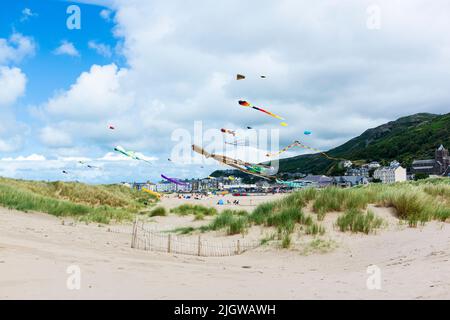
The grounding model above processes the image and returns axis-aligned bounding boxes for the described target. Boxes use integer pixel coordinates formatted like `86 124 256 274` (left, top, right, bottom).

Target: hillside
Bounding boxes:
279 112 450 175
212 112 450 178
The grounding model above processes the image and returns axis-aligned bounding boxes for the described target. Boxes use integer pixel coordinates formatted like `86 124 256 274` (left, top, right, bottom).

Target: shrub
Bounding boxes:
336 208 383 234
149 206 166 217
170 204 217 216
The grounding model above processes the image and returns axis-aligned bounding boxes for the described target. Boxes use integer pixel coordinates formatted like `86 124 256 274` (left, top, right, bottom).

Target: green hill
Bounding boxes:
279 112 450 175
212 112 450 178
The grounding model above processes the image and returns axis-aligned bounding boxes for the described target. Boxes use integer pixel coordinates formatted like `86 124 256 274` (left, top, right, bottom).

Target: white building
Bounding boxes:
367 161 381 169
373 165 407 184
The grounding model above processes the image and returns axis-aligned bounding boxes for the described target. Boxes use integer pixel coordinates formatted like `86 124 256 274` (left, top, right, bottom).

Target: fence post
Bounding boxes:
168 234 171 253
236 240 241 255
131 219 137 248
198 235 202 256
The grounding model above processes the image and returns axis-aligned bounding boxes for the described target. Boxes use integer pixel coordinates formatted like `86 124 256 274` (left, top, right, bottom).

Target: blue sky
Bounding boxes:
1 0 450 184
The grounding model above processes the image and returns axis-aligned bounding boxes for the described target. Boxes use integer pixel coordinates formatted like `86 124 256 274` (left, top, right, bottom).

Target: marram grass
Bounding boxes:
0 177 156 224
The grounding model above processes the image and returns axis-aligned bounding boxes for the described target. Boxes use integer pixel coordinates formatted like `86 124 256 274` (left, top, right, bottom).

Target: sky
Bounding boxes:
0 0 450 184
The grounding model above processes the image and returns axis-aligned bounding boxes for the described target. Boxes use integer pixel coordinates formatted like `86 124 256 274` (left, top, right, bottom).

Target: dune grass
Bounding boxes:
307 179 450 225
149 206 166 217
336 208 384 234
170 204 217 216
0 177 156 223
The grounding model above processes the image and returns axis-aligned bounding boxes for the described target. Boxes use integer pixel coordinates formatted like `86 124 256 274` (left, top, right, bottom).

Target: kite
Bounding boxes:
265 141 301 157
62 170 69 174
168 158 172 162
78 161 100 170
114 146 153 164
192 144 277 180
225 139 247 146
304 130 312 135
142 187 161 199
220 128 236 136
266 140 346 161
236 74 266 80
246 126 253 130
109 125 115 130
161 174 188 186
238 100 287 126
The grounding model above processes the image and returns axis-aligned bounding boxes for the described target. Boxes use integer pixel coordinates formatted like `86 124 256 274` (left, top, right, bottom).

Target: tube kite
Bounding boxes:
266 140 346 161
161 174 188 186
142 187 161 199
220 128 236 136
236 74 266 80
192 144 277 180
114 146 153 164
238 100 287 126
78 161 100 170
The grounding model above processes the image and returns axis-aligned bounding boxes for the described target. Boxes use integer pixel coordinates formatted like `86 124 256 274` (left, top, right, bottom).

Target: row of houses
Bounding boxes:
132 176 244 193
128 145 449 193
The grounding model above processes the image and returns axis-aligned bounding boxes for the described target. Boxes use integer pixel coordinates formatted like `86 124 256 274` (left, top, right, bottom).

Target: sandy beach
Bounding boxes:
1 194 449 299
158 193 286 212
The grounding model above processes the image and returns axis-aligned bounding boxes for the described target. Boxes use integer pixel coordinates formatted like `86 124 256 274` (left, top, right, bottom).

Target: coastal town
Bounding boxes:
130 145 450 194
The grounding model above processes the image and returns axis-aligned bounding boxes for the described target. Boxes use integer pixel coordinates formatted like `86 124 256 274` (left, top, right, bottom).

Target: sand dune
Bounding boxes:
0 205 449 299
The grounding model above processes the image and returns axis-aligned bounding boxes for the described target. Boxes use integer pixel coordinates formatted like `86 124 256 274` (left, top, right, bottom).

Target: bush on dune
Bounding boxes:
170 204 217 216
336 208 383 234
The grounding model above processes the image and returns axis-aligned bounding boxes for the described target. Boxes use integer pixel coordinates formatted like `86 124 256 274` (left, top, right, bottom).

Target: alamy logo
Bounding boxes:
366 265 381 290
66 265 81 290
366 4 381 30
66 5 81 30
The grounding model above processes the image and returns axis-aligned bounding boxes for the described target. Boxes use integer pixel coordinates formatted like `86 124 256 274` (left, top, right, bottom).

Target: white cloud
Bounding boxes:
88 40 112 57
44 64 132 120
53 40 80 57
0 67 27 106
100 8 113 21
0 33 35 64
21 8 38 22
1 154 46 161
39 127 73 147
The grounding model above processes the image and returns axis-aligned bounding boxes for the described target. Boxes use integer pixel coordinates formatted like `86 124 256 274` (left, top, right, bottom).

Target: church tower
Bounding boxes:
435 145 449 174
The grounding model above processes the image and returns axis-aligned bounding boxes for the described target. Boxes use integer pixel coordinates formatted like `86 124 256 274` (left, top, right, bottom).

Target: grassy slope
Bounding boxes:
279 113 450 174
0 177 156 223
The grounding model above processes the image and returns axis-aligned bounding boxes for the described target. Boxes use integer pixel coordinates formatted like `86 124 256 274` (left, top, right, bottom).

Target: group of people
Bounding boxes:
217 199 240 206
